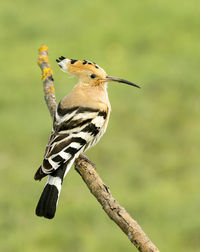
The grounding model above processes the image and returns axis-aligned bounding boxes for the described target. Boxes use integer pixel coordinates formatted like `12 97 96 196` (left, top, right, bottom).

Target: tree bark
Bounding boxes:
37 45 160 252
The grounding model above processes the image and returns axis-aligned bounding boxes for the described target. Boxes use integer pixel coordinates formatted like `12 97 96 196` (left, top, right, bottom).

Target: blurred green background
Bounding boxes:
1 0 200 251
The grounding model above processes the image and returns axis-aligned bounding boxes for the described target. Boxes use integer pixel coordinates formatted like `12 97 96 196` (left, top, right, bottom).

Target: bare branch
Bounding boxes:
75 156 160 252
37 45 160 252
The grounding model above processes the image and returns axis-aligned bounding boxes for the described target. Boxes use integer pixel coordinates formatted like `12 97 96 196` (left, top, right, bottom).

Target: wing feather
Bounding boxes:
41 106 107 175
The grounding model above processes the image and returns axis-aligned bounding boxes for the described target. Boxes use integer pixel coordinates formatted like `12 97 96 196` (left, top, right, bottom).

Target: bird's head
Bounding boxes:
56 57 140 88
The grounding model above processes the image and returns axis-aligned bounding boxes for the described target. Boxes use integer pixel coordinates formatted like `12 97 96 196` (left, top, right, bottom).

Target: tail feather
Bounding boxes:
35 164 66 219
36 183 59 219
35 155 80 219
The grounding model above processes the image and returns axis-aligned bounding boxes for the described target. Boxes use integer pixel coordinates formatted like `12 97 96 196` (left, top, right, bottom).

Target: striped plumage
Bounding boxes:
35 57 140 219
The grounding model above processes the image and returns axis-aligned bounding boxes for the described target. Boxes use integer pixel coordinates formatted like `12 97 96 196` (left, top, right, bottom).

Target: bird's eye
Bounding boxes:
90 74 96 79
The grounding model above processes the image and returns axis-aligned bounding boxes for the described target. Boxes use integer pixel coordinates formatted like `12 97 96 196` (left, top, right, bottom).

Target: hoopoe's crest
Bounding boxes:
56 57 107 86
56 57 140 88
35 56 140 219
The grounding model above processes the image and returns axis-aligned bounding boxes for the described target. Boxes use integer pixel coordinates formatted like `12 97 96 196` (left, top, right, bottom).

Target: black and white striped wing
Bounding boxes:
41 106 107 176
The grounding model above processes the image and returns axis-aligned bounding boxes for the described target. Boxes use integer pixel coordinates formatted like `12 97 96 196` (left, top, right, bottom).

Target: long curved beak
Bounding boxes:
106 76 141 88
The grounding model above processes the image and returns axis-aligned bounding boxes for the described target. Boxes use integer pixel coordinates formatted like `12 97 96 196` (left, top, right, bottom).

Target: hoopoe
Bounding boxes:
34 57 140 219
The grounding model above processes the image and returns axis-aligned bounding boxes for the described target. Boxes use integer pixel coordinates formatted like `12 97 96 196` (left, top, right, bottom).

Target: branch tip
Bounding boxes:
39 45 48 53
